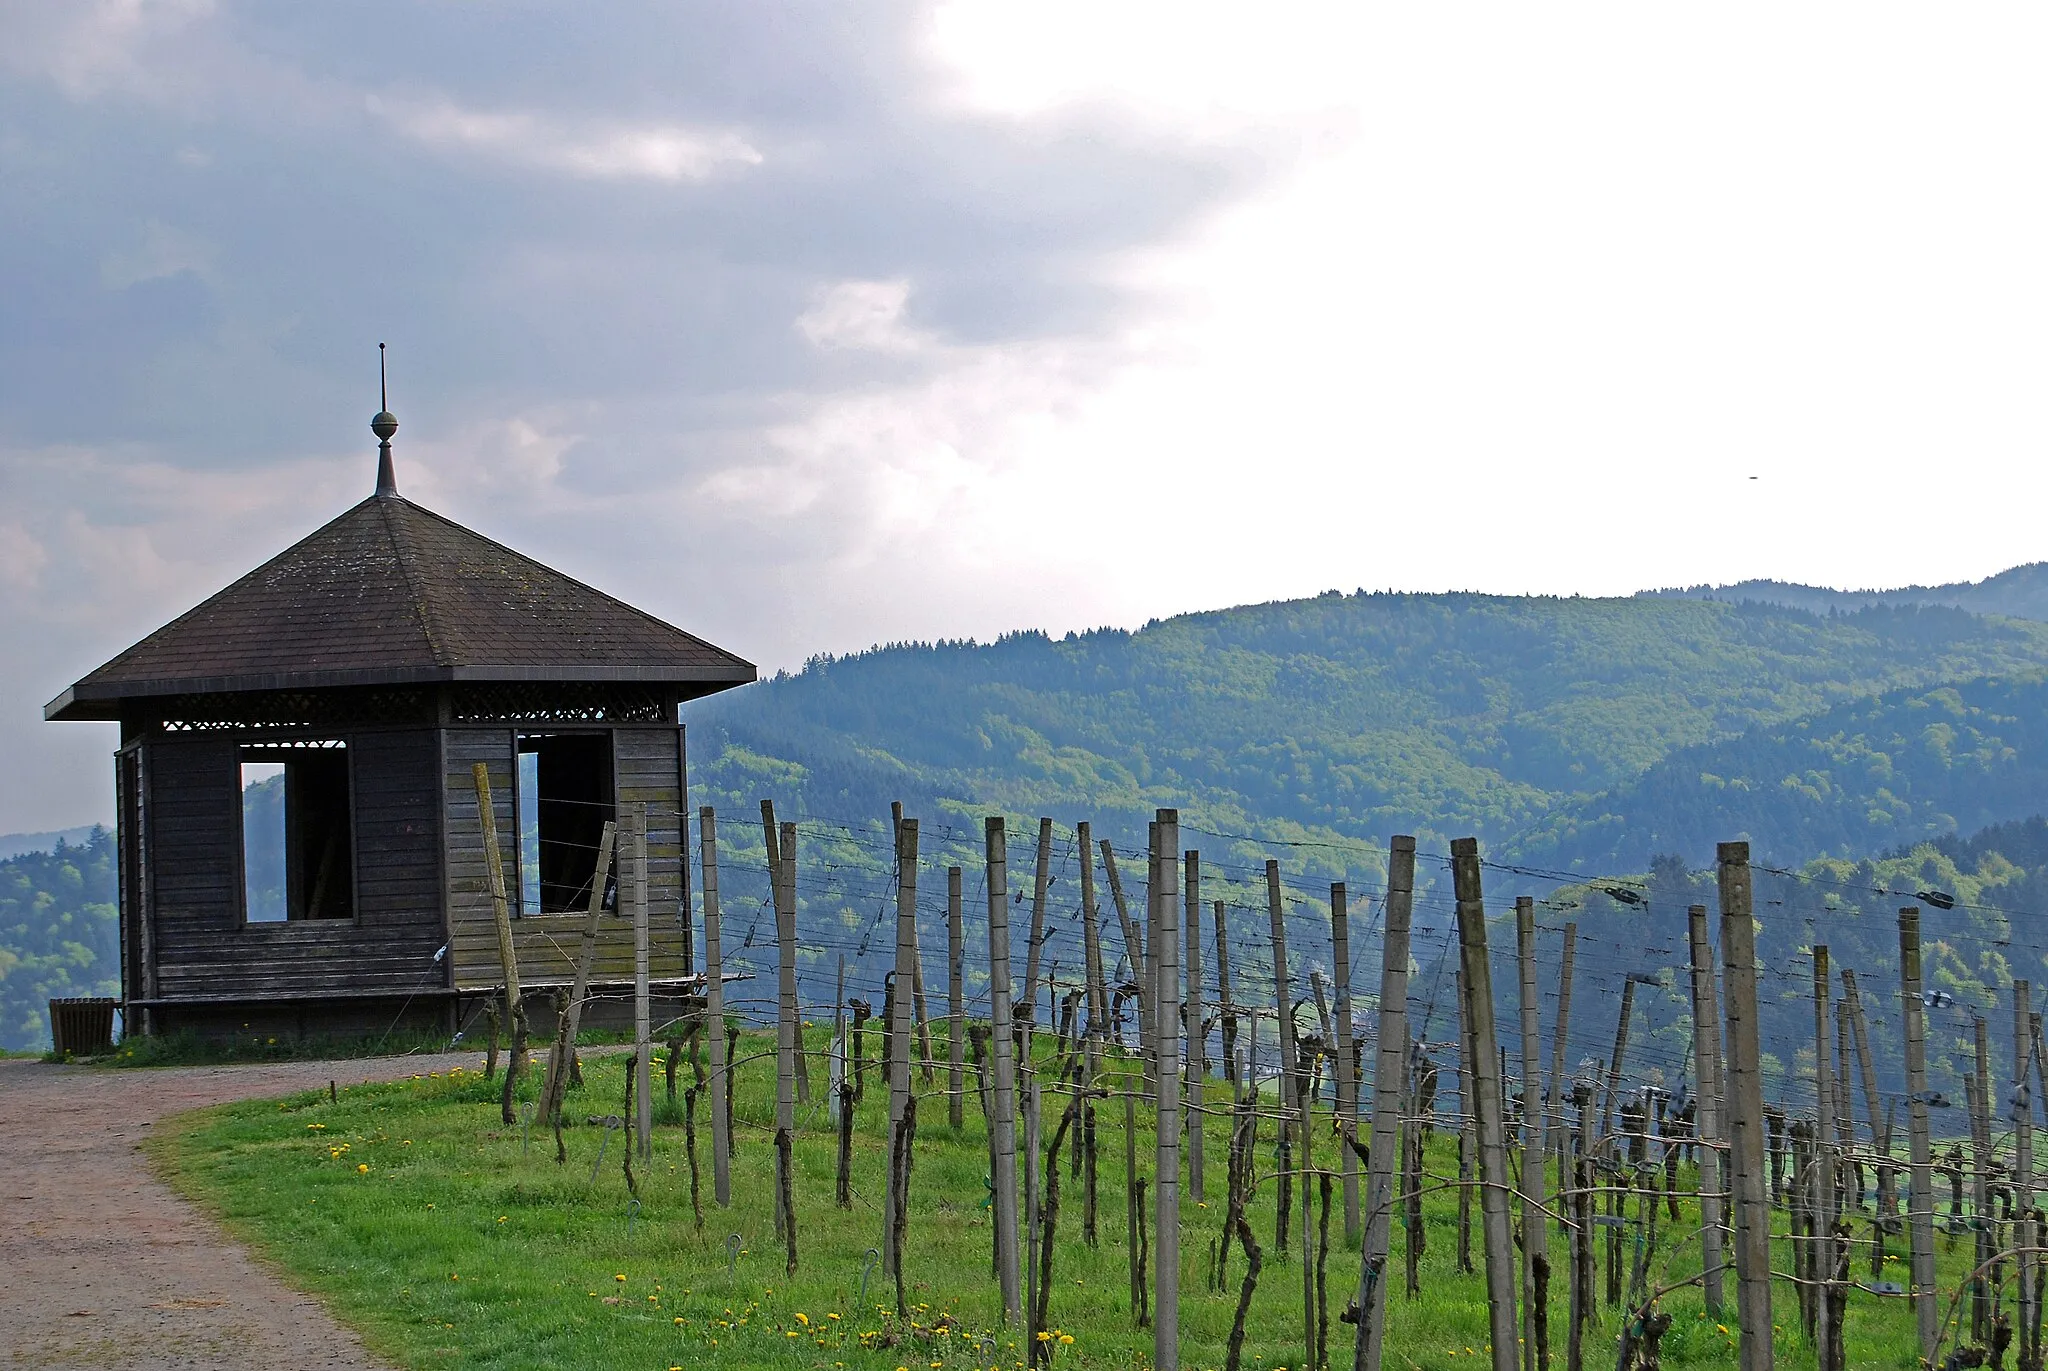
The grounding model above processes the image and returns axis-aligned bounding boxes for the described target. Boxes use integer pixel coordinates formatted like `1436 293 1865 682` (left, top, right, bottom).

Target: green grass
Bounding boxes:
156 1030 1956 1370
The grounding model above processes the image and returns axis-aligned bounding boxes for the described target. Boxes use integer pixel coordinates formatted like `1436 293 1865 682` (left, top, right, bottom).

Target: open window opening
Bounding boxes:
517 732 614 916
240 742 354 922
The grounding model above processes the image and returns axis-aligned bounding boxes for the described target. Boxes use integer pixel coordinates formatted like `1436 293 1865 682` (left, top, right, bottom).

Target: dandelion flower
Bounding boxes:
356 1163 369 1174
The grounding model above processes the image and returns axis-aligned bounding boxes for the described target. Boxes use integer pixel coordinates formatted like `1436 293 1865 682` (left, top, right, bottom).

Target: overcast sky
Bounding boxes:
6 3 2048 830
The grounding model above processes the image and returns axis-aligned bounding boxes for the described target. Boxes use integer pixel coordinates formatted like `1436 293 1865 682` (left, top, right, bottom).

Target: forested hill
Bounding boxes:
688 589 2048 871
1641 561 2048 623
0 829 116 1051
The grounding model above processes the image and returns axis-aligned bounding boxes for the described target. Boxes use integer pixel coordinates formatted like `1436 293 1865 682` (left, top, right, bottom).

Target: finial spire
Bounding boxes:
371 342 399 497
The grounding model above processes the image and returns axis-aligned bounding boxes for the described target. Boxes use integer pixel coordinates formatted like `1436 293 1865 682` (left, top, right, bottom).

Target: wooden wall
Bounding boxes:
143 729 446 1002
443 725 688 993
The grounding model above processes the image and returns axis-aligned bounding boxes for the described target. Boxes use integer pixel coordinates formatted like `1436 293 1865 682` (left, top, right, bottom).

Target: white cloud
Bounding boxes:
796 280 924 354
370 95 762 183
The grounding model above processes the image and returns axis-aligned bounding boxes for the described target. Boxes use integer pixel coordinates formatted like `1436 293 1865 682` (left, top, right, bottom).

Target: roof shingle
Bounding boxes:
47 494 754 720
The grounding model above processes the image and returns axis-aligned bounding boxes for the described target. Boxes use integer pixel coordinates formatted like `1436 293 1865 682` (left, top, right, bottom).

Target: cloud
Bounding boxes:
796 280 923 353
369 96 763 183
98 219 212 289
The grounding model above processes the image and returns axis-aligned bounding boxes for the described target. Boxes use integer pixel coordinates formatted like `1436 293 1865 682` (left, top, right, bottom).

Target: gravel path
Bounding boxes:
0 1051 492 1370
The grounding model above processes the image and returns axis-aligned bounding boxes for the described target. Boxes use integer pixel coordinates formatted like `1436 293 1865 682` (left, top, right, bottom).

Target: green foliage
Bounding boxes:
0 828 117 1051
690 594 2048 867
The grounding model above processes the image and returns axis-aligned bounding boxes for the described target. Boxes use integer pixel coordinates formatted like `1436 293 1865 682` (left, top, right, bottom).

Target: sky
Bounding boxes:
5 3 2048 830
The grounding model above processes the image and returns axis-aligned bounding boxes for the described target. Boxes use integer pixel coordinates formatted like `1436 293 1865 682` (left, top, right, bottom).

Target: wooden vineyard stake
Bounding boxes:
1899 905 1937 1363
1455 975 1475 1277
1841 969 1893 1218
631 804 652 1164
1078 822 1105 1248
1216 897 1238 1095
883 818 920 1277
1101 839 1145 1066
1809 945 1835 1371
1126 1068 1143 1324
1972 1014 1994 1346
772 816 798 1245
2018 980 2037 1371
541 820 616 1126
949 866 966 1129
1023 817 1055 1021
700 808 731 1206
835 954 854 1208
987 817 1024 1325
890 804 934 1086
471 761 527 1124
1357 835 1416 1371
1266 856 1296 1260
1186 850 1206 1204
1449 838 1518 1371
1718 841 1774 1371
1333 882 1360 1250
1025 1077 1043 1352
1685 905 1725 1314
1152 810 1183 1371
1599 975 1637 1305
1546 922 1578 1223
1514 894 1548 1371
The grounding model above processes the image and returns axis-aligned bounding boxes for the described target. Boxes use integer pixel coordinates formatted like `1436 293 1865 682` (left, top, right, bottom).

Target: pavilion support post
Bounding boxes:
1719 842 1774 1371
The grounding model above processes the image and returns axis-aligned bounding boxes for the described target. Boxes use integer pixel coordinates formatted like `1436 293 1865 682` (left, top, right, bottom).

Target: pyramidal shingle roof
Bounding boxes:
47 493 755 720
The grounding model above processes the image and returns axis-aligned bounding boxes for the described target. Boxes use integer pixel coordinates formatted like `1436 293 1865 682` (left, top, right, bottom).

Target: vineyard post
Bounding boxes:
700 808 730 1205
1267 858 1295 1191
1972 1014 1995 1344
1450 837 1519 1371
1546 922 1578 1221
471 761 525 1121
1186 851 1206 1204
1686 906 1725 1313
1718 841 1773 1371
1025 1076 1042 1352
1515 894 1548 1371
541 820 615 1124
1357 836 1415 1371
1899 906 1937 1362
1809 946 1835 1371
1842 970 1893 1218
1334 882 1360 1249
1153 809 1183 1371
884 818 919 1274
773 817 799 1214
2018 980 2037 1371
1101 841 1147 1087
1022 817 1055 1022
1599 977 1636 1305
988 817 1024 1325
946 866 965 1127
1216 897 1238 1095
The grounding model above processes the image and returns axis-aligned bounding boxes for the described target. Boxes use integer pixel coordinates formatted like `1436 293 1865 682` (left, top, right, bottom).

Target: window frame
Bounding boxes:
512 728 618 918
235 737 359 927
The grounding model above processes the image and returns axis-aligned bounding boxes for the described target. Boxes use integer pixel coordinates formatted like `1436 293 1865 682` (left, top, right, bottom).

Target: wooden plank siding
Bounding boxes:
443 726 687 992
145 729 447 1002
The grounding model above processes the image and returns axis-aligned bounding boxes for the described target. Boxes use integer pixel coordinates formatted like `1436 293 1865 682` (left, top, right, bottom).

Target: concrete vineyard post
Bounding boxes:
1357 836 1415 1371
1718 841 1774 1371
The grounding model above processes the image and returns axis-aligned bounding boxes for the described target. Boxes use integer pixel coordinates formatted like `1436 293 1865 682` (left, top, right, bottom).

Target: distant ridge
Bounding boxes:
0 825 101 862
1639 562 2048 623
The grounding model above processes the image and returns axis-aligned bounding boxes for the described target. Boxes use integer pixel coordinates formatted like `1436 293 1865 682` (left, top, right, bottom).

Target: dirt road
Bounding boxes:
0 1051 490 1370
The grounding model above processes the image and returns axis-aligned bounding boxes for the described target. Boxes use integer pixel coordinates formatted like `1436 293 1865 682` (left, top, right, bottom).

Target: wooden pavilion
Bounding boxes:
46 401 754 1040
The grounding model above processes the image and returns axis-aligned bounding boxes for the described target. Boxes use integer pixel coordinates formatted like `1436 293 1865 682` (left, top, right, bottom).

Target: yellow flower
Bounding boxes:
1716 1325 1729 1335
1059 1335 1074 1345
796 1313 810 1327
356 1163 369 1174
616 1274 627 1283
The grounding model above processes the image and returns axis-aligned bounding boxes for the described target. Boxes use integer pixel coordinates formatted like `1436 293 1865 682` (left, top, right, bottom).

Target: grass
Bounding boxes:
155 1028 1957 1370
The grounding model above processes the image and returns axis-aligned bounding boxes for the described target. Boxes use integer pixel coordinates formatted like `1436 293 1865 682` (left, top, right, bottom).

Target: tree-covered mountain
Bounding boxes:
0 828 117 1051
1641 561 2048 624
689 590 2048 872
1521 673 2048 874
